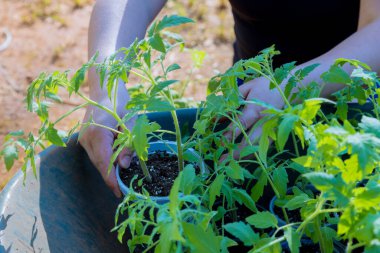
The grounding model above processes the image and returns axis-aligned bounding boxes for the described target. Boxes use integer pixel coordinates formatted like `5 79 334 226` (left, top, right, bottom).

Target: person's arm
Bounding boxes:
80 0 167 197
234 0 380 146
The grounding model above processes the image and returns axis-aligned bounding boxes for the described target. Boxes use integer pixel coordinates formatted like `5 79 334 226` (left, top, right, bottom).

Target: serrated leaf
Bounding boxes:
251 171 268 201
132 115 160 161
239 145 259 159
284 193 310 210
321 65 351 84
226 160 244 180
273 167 288 197
46 125 66 147
145 98 176 112
284 228 301 253
224 222 259 246
152 15 194 34
246 211 278 229
209 174 224 209
232 188 257 212
149 34 166 53
277 114 298 151
151 80 178 95
292 156 319 168
182 222 221 253
359 116 380 138
303 172 336 191
2 145 18 171
166 63 181 73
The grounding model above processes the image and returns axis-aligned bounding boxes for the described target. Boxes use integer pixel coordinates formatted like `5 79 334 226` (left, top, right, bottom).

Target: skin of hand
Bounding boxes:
227 1 380 156
222 77 284 160
81 0 167 197
79 96 134 198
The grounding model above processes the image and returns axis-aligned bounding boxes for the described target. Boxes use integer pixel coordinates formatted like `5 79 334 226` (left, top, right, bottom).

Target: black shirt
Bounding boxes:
229 0 360 67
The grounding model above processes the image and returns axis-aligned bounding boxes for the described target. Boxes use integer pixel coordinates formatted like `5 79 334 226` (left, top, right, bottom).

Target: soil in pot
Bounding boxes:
119 150 198 196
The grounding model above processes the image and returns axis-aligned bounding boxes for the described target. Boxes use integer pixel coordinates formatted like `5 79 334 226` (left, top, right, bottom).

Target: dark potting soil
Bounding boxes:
119 150 197 197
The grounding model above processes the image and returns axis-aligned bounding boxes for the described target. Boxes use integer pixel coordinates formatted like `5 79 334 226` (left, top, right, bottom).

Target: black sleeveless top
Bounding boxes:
229 0 360 67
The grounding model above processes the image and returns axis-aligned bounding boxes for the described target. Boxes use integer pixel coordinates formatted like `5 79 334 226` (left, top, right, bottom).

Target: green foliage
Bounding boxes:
3 13 380 253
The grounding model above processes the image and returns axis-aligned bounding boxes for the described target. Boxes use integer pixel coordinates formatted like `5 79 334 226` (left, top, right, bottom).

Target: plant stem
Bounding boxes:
296 198 325 233
89 122 122 134
368 87 380 120
348 242 366 252
77 92 128 132
54 102 89 125
251 236 285 253
170 110 184 172
282 207 290 224
315 214 327 253
141 64 184 172
224 113 281 198
140 159 152 182
291 132 300 157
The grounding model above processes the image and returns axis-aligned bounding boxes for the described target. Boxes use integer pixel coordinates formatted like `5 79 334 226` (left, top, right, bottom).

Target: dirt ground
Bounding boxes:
0 0 235 189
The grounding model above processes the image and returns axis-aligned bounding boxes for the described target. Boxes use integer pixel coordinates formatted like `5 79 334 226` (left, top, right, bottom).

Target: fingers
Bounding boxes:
238 81 253 99
118 148 134 169
80 127 122 198
224 103 261 142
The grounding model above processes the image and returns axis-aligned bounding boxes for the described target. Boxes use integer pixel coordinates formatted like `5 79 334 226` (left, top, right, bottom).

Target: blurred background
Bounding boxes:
0 0 235 189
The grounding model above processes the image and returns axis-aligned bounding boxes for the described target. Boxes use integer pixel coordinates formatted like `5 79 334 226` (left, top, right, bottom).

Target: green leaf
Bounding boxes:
232 188 257 212
359 116 380 138
180 165 196 195
166 63 181 73
149 34 166 53
246 211 278 229
226 160 244 180
239 145 259 159
272 167 288 197
253 238 282 253
46 125 66 147
284 228 301 253
2 145 18 171
277 114 298 151
132 115 160 161
182 222 221 253
335 58 371 70
145 98 176 112
292 156 319 168
296 63 320 79
284 193 310 210
151 80 178 95
303 172 336 192
153 15 194 34
223 222 259 246
321 65 351 84
320 227 336 253
251 171 268 201
209 174 225 209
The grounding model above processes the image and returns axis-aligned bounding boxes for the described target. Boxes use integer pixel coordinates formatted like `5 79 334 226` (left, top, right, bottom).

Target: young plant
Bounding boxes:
2 12 380 253
0 14 199 185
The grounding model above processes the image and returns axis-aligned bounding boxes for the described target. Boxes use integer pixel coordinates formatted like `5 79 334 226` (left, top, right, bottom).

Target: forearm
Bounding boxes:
88 0 166 109
291 17 380 98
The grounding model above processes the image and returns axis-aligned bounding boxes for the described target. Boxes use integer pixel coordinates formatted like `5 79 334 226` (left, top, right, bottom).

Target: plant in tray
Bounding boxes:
2 14 380 253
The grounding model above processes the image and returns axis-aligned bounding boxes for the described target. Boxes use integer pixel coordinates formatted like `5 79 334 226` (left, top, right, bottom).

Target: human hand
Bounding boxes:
79 98 134 198
224 77 285 159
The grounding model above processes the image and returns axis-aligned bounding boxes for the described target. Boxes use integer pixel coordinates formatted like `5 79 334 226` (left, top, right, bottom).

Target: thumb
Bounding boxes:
118 148 134 168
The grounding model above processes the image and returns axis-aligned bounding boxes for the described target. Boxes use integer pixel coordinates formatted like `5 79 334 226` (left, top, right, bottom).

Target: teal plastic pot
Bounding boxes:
116 140 207 204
